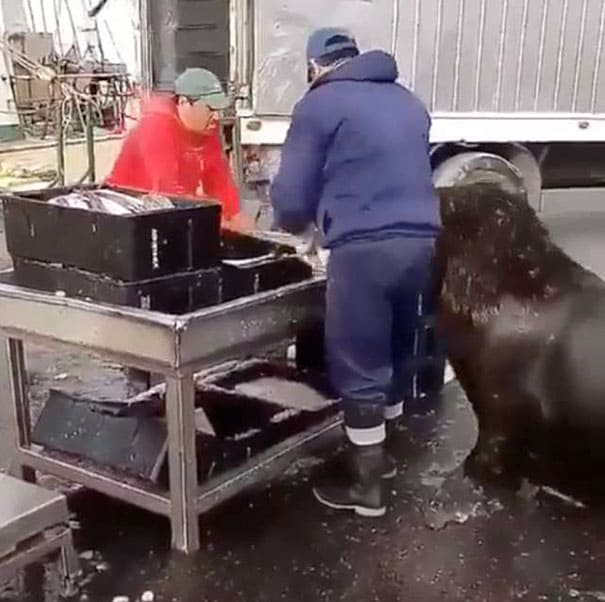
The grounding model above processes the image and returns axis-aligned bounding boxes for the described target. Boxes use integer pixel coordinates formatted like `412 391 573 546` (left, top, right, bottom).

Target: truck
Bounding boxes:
141 0 605 213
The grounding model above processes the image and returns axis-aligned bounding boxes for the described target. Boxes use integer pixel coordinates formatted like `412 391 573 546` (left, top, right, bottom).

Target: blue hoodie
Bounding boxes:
271 50 441 248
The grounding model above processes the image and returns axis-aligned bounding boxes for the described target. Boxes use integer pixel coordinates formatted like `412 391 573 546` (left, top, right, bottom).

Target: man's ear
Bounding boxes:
307 60 319 84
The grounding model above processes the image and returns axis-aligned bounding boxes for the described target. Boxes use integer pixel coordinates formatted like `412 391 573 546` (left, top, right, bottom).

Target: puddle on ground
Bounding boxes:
426 494 505 531
569 590 605 601
423 473 505 531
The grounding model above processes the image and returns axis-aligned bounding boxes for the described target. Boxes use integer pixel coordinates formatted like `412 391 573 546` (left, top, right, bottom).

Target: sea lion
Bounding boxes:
435 183 605 497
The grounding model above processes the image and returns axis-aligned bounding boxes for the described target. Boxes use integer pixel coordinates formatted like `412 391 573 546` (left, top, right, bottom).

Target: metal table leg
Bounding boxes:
166 373 200 553
58 529 80 597
1 337 35 483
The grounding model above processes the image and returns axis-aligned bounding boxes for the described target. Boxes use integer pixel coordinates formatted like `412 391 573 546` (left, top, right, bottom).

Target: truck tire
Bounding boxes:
432 151 527 203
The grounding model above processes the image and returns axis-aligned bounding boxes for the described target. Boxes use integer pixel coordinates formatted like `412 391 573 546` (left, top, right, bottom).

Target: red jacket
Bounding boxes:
106 95 240 220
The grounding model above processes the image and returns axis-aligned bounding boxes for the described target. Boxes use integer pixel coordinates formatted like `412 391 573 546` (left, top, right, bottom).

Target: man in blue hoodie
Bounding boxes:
271 28 441 517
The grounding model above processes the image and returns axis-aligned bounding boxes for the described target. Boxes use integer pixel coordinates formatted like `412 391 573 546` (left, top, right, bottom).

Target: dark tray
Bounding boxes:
32 362 339 485
221 229 296 260
203 359 334 399
221 256 313 302
219 229 311 301
32 390 168 481
3 185 222 281
13 257 222 314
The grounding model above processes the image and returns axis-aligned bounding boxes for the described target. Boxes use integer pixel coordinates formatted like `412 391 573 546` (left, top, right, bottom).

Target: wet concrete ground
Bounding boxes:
4 383 605 602
2 200 605 601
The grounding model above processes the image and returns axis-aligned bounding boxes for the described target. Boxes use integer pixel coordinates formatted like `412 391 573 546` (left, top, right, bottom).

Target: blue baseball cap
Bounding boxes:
306 27 359 63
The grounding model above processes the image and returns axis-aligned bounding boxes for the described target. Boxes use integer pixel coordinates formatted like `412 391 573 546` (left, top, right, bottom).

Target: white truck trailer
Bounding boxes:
142 0 605 210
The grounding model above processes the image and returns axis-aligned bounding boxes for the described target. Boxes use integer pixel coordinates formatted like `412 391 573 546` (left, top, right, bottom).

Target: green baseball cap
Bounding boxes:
174 68 230 109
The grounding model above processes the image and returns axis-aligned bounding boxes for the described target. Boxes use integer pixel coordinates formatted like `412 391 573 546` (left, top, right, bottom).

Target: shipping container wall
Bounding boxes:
397 0 605 113
252 0 605 116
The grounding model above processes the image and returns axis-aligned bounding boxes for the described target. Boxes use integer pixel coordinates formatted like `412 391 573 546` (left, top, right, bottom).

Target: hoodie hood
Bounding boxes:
316 50 399 87
140 93 177 116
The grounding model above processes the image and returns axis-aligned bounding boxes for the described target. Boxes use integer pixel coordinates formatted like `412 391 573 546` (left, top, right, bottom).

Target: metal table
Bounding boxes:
0 474 79 592
0 276 334 553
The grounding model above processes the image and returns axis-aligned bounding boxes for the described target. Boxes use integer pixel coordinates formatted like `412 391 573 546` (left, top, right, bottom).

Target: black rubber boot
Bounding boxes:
381 452 397 479
313 444 387 517
385 418 399 441
336 442 396 479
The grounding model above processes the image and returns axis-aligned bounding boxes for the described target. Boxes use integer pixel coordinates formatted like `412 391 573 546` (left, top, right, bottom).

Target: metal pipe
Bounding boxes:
56 102 65 186
0 336 34 483
86 101 96 183
166 373 200 553
7 339 30 449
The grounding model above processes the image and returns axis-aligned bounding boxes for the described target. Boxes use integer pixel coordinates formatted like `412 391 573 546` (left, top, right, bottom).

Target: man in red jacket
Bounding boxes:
107 68 241 223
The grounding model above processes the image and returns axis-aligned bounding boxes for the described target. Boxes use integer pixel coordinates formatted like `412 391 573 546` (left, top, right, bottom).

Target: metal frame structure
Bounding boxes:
0 526 79 595
0 276 337 553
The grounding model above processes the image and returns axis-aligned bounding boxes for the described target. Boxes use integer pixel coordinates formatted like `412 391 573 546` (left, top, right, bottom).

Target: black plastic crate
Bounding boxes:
221 257 314 302
31 388 291 484
221 256 313 302
203 359 334 400
32 390 168 482
3 185 222 281
221 228 296 260
13 257 222 314
220 229 311 300
32 361 339 485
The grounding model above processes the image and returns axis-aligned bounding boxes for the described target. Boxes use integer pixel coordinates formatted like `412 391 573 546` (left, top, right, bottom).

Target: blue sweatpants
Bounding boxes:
325 235 437 432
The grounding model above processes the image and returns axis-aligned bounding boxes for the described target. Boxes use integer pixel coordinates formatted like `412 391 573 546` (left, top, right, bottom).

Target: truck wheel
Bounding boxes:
432 151 527 203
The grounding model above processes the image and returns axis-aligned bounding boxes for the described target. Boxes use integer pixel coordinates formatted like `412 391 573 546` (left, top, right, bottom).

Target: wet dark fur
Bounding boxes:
436 183 605 500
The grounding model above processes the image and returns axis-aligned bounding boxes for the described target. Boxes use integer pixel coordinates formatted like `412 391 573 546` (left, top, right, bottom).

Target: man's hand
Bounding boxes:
223 212 256 232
